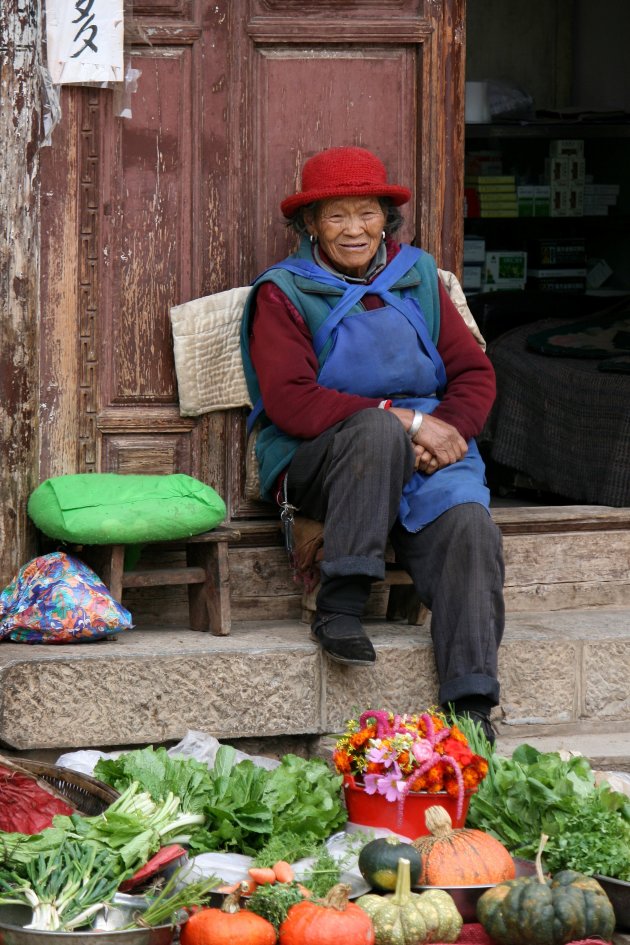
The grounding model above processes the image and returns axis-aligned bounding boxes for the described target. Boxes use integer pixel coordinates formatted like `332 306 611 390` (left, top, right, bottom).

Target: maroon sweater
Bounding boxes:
249 242 496 443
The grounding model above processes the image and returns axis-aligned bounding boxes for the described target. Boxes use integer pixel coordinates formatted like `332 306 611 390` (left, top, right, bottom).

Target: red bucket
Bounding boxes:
343 775 473 839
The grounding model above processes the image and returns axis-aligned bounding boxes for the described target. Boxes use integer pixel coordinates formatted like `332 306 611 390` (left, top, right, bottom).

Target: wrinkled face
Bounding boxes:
306 196 386 278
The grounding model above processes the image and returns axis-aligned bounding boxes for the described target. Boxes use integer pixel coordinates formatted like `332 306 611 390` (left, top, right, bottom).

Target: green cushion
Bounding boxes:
28 473 226 544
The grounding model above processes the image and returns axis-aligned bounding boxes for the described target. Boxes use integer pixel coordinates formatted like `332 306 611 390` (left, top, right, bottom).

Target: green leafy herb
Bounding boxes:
467 744 630 880
245 881 305 930
252 832 323 868
300 847 341 898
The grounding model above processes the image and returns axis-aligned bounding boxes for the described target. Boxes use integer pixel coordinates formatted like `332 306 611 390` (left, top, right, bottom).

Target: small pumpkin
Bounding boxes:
279 882 375 945
180 883 276 945
476 834 616 945
412 804 516 886
359 836 423 892
357 857 463 945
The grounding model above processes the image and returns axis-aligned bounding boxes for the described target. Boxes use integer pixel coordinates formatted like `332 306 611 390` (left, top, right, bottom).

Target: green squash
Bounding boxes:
477 836 616 945
357 858 463 945
358 836 422 892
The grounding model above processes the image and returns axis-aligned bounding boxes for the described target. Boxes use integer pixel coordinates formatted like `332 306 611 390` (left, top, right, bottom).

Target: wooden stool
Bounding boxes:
97 524 240 635
289 516 427 626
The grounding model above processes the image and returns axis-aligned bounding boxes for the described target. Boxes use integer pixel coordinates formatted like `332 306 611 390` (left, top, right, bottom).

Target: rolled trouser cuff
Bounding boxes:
438 673 500 708
320 555 385 581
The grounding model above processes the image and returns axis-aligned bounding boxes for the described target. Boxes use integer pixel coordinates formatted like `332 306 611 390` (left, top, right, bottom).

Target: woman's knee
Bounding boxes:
442 503 503 556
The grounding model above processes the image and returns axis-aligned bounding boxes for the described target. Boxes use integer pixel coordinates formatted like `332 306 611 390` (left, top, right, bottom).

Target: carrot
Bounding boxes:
272 860 295 884
248 867 277 885
296 883 313 898
215 881 241 895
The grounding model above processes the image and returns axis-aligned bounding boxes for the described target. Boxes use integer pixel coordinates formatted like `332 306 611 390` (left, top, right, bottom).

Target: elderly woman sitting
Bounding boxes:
240 146 504 742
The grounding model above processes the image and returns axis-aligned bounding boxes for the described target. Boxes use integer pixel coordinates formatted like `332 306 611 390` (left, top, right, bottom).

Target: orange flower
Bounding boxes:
332 749 352 773
365 761 385 775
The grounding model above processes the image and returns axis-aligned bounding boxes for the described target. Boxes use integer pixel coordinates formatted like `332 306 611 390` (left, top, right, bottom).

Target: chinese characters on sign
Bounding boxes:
46 0 124 84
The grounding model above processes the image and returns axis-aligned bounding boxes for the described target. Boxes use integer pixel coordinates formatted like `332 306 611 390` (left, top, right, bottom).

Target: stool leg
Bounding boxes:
187 543 231 635
106 545 125 603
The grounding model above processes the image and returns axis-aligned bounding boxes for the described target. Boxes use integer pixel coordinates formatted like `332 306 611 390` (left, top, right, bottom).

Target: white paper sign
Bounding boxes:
46 0 124 85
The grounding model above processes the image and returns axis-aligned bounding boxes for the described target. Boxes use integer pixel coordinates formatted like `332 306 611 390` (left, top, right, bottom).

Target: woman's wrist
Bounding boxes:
408 410 424 438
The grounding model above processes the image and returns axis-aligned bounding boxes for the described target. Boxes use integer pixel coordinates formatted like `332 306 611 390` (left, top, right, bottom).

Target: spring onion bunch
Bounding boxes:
0 781 206 930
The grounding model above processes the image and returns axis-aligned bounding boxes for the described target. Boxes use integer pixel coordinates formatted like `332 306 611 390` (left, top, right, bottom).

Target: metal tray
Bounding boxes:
594 874 630 931
0 905 175 945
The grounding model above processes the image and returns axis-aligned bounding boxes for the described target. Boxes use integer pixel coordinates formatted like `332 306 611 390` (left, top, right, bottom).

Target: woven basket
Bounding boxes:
12 759 118 816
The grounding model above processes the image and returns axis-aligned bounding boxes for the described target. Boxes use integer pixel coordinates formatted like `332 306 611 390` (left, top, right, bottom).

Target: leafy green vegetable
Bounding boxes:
96 746 347 856
246 882 306 930
467 744 630 880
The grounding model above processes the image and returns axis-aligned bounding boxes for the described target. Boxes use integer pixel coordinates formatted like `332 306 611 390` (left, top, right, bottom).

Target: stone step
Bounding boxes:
1 605 629 757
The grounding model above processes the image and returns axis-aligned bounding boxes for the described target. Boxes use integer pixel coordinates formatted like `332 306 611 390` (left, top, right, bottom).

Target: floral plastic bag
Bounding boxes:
0 552 133 643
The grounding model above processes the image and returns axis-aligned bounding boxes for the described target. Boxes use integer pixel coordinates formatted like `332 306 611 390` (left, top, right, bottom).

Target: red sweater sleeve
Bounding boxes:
431 280 496 440
249 282 381 438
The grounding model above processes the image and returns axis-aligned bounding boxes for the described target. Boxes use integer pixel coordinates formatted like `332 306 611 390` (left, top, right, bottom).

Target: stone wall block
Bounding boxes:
323 625 439 732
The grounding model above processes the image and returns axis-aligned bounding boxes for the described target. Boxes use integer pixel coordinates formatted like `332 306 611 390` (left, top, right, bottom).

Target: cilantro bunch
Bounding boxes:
467 743 630 880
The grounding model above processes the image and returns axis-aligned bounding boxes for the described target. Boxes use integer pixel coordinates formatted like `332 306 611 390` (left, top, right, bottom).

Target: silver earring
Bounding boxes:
382 230 386 241
310 234 316 244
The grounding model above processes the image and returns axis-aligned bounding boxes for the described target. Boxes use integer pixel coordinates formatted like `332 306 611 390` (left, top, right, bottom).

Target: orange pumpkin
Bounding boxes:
279 883 375 945
412 805 516 886
180 883 276 945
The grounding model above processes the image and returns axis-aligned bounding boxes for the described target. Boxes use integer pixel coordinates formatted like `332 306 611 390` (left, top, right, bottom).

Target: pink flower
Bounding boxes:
367 743 395 768
364 762 405 802
411 739 434 765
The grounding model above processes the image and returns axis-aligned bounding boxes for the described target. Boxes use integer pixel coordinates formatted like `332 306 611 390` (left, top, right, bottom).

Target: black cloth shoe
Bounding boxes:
310 612 376 665
462 710 496 746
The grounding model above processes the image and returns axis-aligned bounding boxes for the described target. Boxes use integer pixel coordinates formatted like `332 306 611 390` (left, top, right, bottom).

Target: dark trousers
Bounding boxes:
286 409 505 706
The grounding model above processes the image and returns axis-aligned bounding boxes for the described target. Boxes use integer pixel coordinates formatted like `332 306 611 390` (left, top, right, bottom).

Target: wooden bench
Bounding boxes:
92 524 240 635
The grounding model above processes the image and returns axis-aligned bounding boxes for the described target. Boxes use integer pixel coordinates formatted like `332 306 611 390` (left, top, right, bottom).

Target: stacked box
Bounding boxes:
546 141 586 217
583 182 620 216
465 150 503 177
526 236 587 293
483 251 527 292
517 185 535 217
533 185 551 217
463 236 485 292
464 175 518 217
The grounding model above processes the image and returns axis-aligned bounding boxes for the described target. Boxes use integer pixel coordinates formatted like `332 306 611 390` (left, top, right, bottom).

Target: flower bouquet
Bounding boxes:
333 710 489 834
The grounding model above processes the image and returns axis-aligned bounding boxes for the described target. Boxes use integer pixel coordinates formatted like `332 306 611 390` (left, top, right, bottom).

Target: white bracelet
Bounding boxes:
408 410 424 438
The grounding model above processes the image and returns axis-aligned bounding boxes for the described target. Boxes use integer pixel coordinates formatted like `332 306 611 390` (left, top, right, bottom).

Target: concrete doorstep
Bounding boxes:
0 606 629 759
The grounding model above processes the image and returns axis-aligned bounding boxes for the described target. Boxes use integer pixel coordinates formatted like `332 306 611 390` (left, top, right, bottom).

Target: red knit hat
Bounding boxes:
280 146 412 218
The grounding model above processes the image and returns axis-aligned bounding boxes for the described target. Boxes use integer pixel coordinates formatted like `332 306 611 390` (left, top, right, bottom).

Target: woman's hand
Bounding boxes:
412 413 468 468
413 443 439 474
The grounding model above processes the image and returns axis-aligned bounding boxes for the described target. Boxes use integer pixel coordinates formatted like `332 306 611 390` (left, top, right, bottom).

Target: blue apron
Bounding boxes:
255 246 489 531
316 294 489 531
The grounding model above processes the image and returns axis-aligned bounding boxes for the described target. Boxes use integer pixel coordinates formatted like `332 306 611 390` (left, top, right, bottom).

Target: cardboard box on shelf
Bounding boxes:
463 265 483 291
528 237 586 268
533 185 551 216
546 155 569 185
463 236 486 264
464 150 503 176
550 183 569 217
549 139 584 158
568 183 584 217
517 185 535 216
483 251 527 292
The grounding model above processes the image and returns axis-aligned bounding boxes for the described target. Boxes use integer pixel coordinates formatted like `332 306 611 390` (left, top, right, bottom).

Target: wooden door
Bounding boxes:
40 0 465 529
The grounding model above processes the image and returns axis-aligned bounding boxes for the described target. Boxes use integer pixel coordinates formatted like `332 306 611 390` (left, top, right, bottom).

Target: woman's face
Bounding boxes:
306 196 386 278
